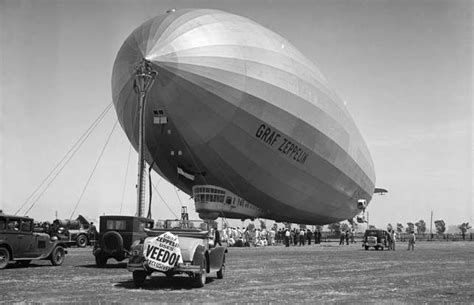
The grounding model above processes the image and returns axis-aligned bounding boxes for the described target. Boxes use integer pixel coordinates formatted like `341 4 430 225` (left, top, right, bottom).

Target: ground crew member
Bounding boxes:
214 227 222 246
299 229 305 246
306 229 312 245
284 229 290 247
408 231 415 251
339 231 346 245
89 222 98 246
390 229 396 250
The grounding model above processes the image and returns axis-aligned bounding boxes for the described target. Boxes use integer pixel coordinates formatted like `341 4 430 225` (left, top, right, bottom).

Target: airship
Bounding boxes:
112 8 377 225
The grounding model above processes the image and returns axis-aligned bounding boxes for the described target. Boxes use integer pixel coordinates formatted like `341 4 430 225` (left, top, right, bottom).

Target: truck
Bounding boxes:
50 215 95 247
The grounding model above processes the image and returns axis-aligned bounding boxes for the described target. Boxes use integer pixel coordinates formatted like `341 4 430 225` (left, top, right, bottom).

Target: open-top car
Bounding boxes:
362 229 390 250
0 212 68 269
127 219 226 288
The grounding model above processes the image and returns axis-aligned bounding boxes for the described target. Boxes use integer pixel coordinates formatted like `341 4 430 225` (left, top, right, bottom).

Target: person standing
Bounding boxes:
214 226 222 246
89 222 98 247
315 229 321 244
408 231 415 251
339 231 346 245
299 229 305 246
390 229 396 250
284 229 290 247
306 229 312 245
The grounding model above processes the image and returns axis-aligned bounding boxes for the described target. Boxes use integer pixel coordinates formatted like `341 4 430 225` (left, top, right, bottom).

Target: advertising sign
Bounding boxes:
143 232 183 272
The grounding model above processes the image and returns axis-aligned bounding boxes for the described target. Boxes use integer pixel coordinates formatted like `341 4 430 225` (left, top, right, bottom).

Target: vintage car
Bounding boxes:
127 219 226 288
93 215 154 267
0 212 68 269
362 229 390 250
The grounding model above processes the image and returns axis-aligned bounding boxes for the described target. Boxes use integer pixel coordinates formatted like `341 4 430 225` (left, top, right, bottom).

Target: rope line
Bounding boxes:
69 120 119 219
151 181 179 218
20 103 113 216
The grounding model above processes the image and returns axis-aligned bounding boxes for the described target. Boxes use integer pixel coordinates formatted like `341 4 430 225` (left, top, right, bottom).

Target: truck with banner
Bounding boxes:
127 219 226 288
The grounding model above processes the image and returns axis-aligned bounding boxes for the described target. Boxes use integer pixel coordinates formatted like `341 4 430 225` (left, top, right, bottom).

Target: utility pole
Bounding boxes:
430 210 433 239
135 59 157 217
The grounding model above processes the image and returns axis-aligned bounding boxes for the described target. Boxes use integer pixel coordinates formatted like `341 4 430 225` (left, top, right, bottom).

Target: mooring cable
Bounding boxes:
68 120 119 219
19 103 113 216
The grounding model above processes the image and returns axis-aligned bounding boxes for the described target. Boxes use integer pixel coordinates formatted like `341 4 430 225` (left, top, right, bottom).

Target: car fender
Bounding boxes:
208 246 226 273
179 237 205 262
191 244 207 272
40 241 68 260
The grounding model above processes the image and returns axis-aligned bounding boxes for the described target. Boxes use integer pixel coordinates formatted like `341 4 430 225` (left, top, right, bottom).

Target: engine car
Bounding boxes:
127 219 226 288
0 212 68 269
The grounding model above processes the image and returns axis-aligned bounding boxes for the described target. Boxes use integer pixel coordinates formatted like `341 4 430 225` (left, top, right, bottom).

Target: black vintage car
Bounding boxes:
0 212 68 269
93 215 154 267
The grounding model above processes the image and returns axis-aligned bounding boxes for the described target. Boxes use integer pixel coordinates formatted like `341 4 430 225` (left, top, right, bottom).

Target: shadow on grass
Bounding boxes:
76 262 128 269
115 274 215 291
6 262 51 269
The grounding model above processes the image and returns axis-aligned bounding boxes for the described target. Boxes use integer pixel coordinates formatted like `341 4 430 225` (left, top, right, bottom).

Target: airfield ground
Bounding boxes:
0 241 472 303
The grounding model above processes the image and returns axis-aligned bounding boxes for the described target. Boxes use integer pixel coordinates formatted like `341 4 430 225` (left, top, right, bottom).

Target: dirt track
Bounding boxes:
1 241 473 303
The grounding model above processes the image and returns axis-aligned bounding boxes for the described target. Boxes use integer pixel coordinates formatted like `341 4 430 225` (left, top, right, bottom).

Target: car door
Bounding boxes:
19 220 39 258
5 219 26 257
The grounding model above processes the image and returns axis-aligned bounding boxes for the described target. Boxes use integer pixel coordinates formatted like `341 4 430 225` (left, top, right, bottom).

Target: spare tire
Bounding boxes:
101 231 124 255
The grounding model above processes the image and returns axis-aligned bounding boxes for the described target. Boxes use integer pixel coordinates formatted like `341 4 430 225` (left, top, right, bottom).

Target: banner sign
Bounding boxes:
143 232 183 272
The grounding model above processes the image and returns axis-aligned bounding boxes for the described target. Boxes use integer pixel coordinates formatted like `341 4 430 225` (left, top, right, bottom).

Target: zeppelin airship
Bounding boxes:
112 8 377 225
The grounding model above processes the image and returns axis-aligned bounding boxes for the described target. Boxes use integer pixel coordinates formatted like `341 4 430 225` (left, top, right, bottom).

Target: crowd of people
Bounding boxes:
216 226 324 248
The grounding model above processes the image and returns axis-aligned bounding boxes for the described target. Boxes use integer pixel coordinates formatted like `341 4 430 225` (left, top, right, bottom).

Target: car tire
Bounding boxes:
76 235 88 248
133 270 147 288
364 246 369 251
0 247 10 269
193 255 207 288
95 254 108 268
217 255 225 279
50 246 65 266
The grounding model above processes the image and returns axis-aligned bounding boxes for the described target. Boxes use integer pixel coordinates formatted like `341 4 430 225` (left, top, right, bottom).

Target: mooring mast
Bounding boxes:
134 59 157 217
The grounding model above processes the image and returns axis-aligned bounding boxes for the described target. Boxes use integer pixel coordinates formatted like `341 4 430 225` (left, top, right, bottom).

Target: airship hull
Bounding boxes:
112 9 376 225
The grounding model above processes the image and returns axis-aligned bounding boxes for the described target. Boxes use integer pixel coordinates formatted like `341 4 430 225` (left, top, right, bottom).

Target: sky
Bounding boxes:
1 0 472 232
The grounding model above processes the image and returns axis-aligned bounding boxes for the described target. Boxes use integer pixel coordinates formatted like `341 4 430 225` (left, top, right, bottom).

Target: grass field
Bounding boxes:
0 241 472 303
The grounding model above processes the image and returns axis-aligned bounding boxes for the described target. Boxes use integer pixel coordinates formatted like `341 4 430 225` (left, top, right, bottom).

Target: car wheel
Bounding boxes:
50 246 65 266
364 246 369 251
193 255 207 288
0 247 10 269
95 254 108 268
18 260 31 267
133 270 147 288
76 235 88 248
217 255 225 279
